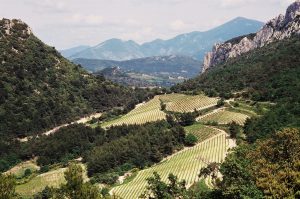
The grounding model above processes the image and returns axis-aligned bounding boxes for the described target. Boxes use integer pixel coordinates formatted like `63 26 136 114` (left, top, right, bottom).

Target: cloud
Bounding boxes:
23 0 70 13
170 20 186 30
65 14 104 25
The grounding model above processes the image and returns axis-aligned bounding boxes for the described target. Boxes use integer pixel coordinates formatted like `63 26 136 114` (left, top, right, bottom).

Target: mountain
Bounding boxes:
0 18 140 138
65 17 263 61
73 55 202 78
60 45 90 57
69 39 144 61
203 1 300 72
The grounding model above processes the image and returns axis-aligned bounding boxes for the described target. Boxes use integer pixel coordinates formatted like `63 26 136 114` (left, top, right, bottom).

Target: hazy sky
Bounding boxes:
0 0 295 49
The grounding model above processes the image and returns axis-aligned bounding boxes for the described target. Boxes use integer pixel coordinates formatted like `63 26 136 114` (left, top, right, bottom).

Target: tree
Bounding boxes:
0 174 18 199
140 172 190 199
184 134 198 146
62 164 102 199
160 100 166 111
216 98 225 108
228 122 240 139
177 112 195 126
247 128 300 198
199 162 220 186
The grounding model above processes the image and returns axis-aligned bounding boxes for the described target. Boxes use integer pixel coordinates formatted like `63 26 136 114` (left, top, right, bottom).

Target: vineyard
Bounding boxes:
111 126 229 199
4 160 40 178
198 109 249 125
16 164 87 197
16 167 67 197
160 94 218 112
184 123 221 142
102 94 218 128
101 96 166 128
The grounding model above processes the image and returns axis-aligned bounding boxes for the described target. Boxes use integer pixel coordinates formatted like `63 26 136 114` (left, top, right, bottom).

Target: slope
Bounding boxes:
66 17 263 61
0 18 135 139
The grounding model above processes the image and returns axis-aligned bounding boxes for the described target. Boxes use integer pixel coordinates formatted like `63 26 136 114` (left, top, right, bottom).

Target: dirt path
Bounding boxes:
19 112 102 142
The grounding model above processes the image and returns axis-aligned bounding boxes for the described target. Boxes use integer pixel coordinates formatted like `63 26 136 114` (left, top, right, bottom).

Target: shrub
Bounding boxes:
184 134 198 146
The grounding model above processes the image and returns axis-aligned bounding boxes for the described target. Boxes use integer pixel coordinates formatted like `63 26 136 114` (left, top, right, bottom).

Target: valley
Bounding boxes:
10 93 256 198
1 1 300 199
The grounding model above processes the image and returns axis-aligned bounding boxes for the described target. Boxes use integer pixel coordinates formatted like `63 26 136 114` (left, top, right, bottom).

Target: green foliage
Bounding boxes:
140 172 190 199
216 98 225 107
228 122 240 139
0 174 18 199
87 122 186 176
92 173 119 185
175 112 196 126
24 168 32 177
24 124 104 166
184 133 198 146
34 164 102 199
173 36 300 104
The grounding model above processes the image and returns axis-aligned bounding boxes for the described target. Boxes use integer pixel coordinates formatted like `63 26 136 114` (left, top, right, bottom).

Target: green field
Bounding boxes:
198 109 250 125
111 126 228 199
101 96 166 128
184 123 221 142
160 94 218 112
5 160 40 178
16 164 87 197
101 94 218 128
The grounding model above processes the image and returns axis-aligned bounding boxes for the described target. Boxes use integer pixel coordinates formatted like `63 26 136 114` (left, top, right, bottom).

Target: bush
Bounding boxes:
24 168 32 177
93 173 119 185
184 134 198 146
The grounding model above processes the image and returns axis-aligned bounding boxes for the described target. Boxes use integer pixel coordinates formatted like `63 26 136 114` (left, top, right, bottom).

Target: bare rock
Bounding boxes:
202 1 300 72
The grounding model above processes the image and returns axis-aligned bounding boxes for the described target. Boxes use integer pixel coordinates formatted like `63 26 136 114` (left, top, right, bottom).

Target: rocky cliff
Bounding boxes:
203 1 300 72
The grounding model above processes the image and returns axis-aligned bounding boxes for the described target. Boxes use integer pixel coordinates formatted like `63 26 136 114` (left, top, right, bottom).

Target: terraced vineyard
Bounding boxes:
160 94 218 112
16 164 88 197
102 94 218 128
101 96 166 128
184 123 221 142
111 127 228 199
16 167 67 197
199 109 250 125
4 160 40 178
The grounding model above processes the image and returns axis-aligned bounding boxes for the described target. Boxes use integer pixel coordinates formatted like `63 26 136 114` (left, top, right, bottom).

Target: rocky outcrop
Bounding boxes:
202 1 300 72
0 18 32 38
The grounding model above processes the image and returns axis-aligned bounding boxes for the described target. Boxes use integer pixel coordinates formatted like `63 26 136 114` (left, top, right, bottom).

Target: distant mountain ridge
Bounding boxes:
62 17 263 61
73 55 202 78
203 1 300 72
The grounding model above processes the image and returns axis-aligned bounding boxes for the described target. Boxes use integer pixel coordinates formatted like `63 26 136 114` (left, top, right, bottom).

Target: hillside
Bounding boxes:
0 18 139 138
173 36 300 104
64 17 263 61
203 1 300 71
73 55 201 77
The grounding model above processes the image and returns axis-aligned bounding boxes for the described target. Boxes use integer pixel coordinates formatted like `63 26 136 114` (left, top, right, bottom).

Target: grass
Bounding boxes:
199 109 250 125
4 160 40 178
160 94 218 113
184 123 221 142
16 167 67 197
16 163 87 197
101 96 166 128
111 126 228 199
101 94 218 128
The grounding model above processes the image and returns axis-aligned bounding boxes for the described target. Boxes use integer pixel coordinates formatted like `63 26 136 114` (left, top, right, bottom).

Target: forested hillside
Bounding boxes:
0 18 149 138
173 36 300 103
171 36 300 198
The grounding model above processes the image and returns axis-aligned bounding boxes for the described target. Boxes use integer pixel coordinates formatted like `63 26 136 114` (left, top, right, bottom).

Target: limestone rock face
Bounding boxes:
0 18 32 38
202 1 300 72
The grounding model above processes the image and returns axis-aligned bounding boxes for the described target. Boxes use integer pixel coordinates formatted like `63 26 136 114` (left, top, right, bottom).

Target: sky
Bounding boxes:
0 0 295 49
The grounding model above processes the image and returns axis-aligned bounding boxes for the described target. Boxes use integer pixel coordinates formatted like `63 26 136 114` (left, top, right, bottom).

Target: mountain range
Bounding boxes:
62 17 263 61
73 55 202 78
203 1 300 72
